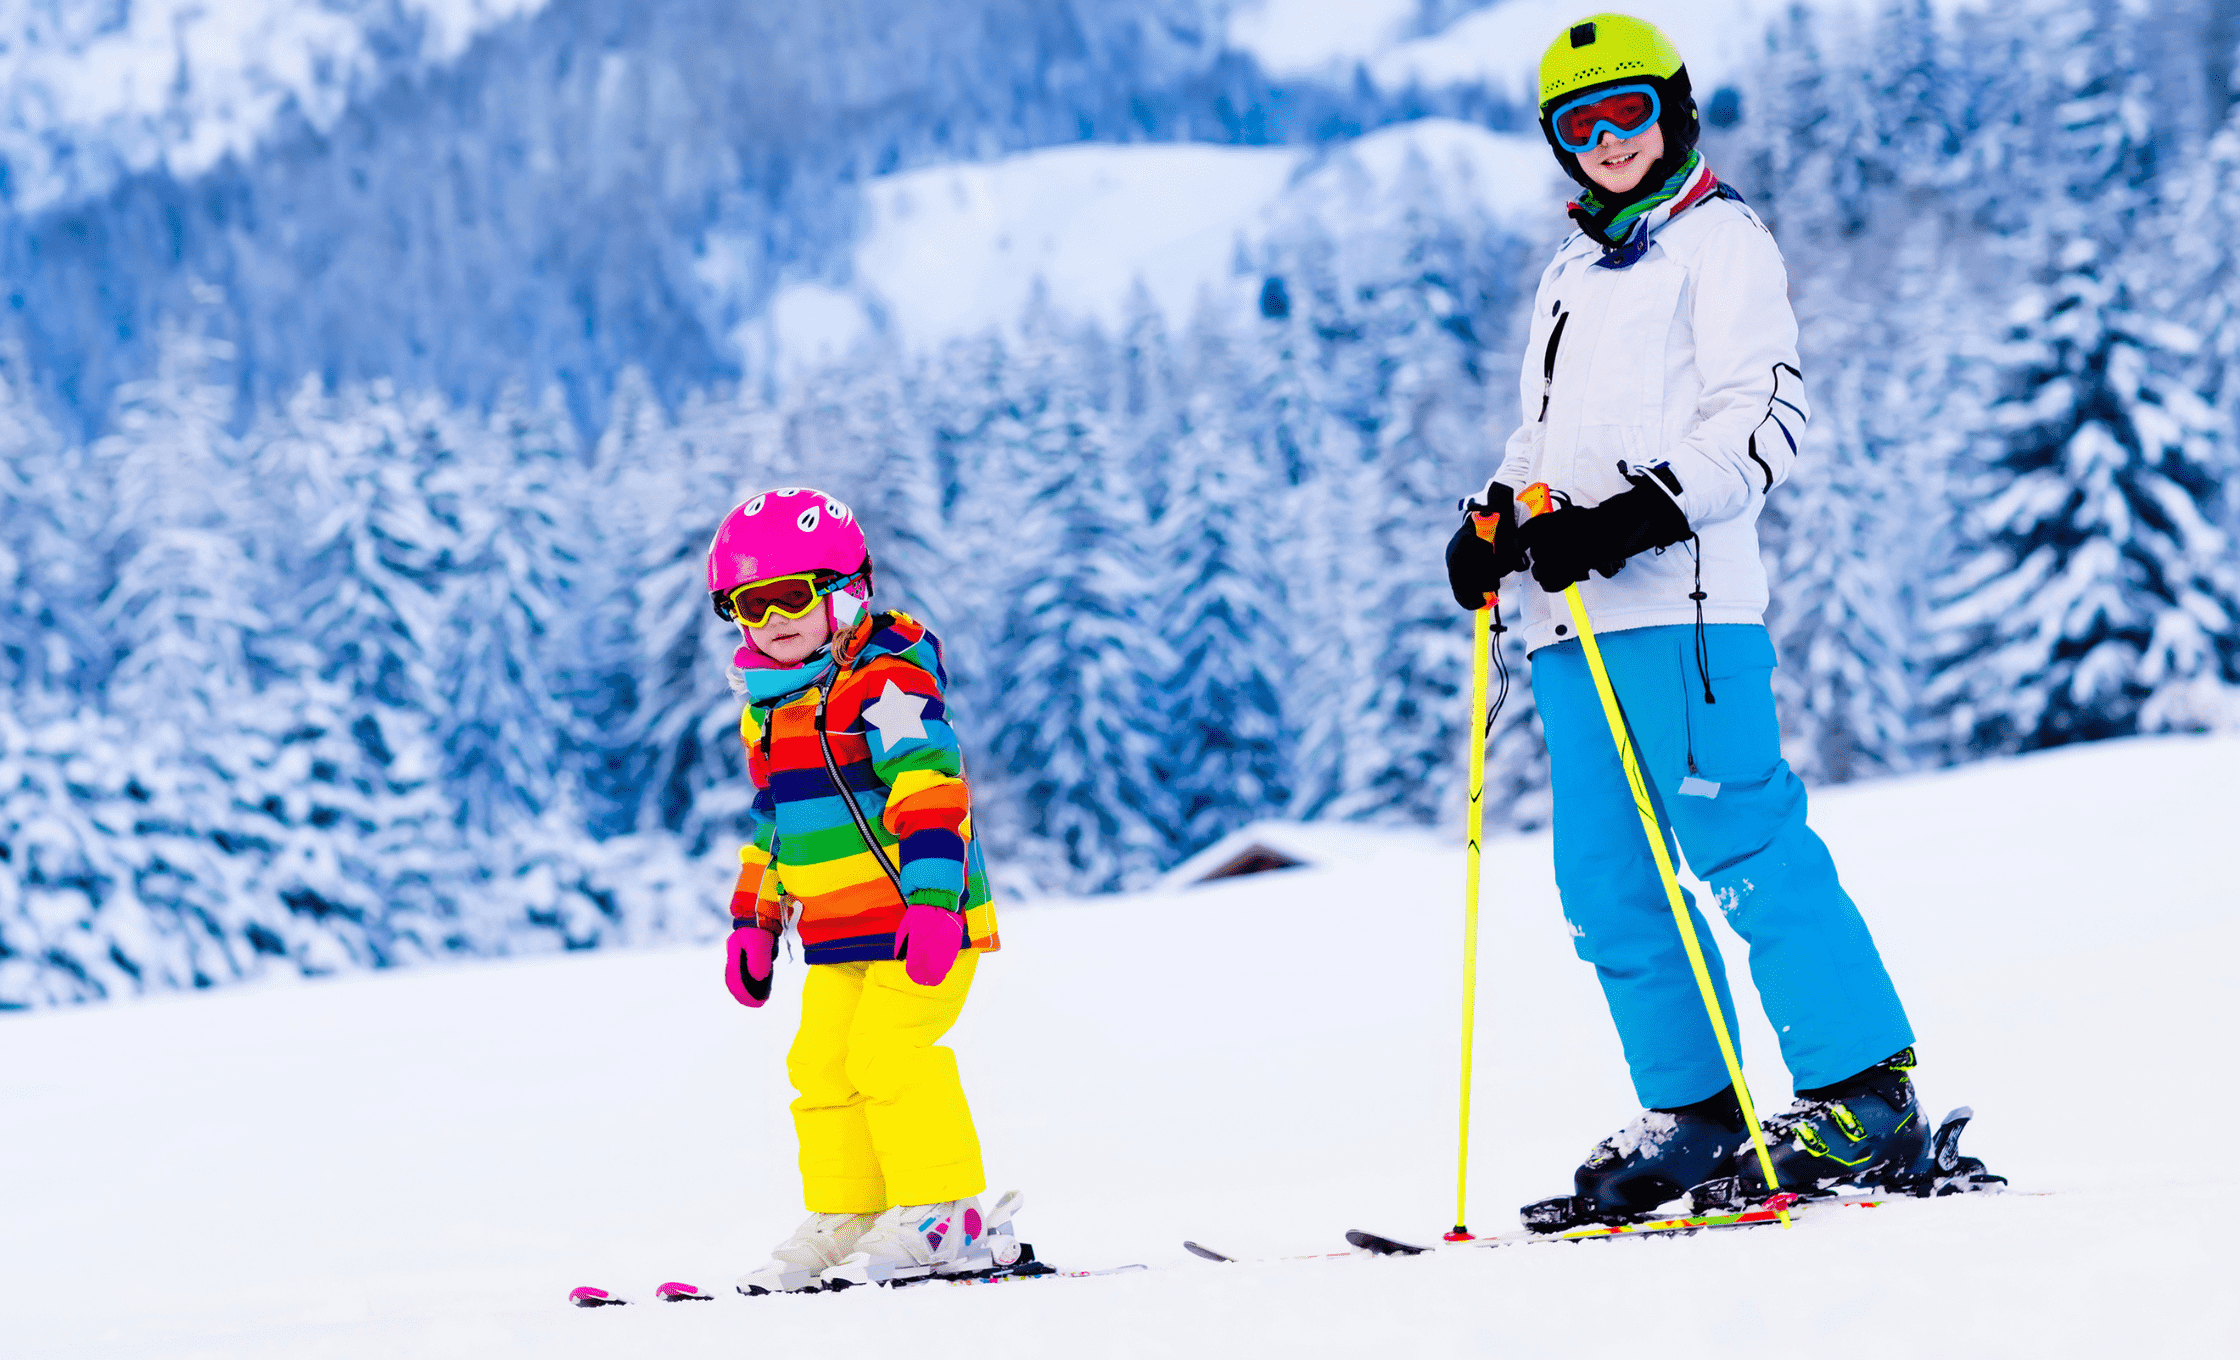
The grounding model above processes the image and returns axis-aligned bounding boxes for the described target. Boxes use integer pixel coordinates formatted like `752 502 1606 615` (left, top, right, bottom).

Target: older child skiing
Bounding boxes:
709 487 1010 1291
1445 14 1962 1229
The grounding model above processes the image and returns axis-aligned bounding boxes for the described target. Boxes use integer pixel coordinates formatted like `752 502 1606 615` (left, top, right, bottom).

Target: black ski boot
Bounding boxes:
1733 1048 1930 1198
1521 1088 1750 1232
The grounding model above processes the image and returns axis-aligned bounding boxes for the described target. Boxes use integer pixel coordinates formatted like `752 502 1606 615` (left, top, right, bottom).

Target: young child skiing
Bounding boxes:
708 487 1007 1291
1445 14 1939 1229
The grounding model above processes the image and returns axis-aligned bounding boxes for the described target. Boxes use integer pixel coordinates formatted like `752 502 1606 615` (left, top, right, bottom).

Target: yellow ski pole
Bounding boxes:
1447 503 1501 1243
1515 483 1790 1227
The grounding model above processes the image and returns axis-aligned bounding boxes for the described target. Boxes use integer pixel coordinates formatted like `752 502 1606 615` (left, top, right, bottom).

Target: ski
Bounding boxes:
1348 1106 2013 1256
830 1239 1148 1291
1190 1200 1829 1273
922 1262 1149 1288
1345 1228 1432 1255
1409 1193 1811 1253
568 1281 715 1307
574 1252 1143 1307
1183 1240 1358 1266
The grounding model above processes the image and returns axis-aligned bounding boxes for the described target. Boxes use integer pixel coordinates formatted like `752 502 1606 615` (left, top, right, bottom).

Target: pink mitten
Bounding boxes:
893 903 965 987
725 923 776 1007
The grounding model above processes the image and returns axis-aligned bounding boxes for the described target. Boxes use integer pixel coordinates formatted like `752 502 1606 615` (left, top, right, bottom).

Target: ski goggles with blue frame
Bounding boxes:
1547 83 1661 154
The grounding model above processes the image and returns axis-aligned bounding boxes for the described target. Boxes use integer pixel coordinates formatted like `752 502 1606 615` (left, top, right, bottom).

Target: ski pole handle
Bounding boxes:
1456 485 1508 609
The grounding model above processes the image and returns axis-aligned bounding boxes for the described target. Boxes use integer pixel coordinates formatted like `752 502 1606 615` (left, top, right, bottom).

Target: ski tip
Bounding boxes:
569 1286 626 1308
1345 1229 1428 1256
1182 1240 1233 1263
1939 1105 1975 1127
654 1281 713 1302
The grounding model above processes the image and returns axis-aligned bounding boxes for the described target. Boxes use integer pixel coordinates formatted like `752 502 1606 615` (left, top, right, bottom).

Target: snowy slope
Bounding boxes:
1 733 2232 1357
0 0 544 213
1371 0 1777 99
1225 0 1425 77
1237 0 1908 102
763 118 1565 367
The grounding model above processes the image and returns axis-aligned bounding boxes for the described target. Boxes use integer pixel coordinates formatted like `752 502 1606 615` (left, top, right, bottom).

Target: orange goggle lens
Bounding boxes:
1551 85 1659 154
714 574 824 627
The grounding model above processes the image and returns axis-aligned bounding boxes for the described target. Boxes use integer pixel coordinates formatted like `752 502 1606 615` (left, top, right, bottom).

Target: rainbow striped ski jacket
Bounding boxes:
737 611 998 964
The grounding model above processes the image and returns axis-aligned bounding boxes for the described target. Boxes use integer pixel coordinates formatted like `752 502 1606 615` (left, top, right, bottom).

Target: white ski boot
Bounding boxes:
736 1210 879 1295
823 1190 1025 1288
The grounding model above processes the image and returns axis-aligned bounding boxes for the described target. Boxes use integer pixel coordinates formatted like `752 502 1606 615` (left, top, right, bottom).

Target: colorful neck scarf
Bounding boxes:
1568 150 1723 269
738 651 833 704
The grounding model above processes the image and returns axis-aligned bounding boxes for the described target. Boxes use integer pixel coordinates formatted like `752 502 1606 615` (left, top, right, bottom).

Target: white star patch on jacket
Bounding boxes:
862 679 929 744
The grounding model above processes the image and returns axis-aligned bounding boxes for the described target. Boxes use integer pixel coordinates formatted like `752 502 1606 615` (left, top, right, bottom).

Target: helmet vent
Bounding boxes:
1570 22 1596 47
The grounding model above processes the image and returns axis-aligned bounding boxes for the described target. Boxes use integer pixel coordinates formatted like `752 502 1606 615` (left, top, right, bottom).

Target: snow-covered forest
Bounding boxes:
2 0 2236 1008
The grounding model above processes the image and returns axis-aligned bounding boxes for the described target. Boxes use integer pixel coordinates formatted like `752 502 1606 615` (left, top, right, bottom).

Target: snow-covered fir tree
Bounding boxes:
947 310 1171 890
1149 309 1295 861
422 389 592 834
1729 0 1974 782
1927 2 2240 749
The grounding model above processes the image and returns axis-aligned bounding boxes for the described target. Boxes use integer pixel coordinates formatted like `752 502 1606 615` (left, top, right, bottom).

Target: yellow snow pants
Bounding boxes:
787 951 985 1212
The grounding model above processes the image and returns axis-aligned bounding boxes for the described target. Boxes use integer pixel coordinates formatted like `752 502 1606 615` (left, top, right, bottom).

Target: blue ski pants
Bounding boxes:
1531 623 1913 1109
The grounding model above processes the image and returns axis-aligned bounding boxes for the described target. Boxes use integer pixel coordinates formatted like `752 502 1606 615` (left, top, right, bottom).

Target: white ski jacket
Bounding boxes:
1491 192 1807 654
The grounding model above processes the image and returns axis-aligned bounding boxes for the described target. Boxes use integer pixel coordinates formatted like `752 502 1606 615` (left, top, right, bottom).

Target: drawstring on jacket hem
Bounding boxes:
1688 538 1717 708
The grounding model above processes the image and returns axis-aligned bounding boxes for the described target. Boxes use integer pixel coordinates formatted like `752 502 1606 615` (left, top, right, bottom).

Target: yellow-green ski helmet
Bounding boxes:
1536 14 1699 193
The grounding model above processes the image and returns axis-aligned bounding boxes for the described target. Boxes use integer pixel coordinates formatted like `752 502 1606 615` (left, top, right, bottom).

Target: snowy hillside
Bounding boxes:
1238 0 1822 96
3 734 2230 1357
765 118 1563 365
3 0 2235 1021
0 0 545 213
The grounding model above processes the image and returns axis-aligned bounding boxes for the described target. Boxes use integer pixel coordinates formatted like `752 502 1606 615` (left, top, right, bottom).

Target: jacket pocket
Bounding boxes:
1565 424 1650 507
1701 623 1778 680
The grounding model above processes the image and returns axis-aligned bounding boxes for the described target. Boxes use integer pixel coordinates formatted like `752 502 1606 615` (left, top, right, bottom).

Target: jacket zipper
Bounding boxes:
811 681 909 903
1537 310 1570 422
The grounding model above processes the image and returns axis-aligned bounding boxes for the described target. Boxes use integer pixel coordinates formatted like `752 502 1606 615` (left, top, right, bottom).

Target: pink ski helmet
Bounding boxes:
707 487 874 670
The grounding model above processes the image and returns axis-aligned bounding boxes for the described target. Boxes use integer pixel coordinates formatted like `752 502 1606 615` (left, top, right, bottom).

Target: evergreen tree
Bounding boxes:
93 326 264 717
424 389 591 834
1741 1 1974 783
1928 4 2240 747
0 361 81 703
240 380 460 960
1150 307 1292 859
622 387 786 850
962 311 1173 891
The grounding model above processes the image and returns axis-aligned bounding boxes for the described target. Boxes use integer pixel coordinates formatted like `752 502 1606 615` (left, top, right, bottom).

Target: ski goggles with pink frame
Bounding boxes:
1547 83 1661 154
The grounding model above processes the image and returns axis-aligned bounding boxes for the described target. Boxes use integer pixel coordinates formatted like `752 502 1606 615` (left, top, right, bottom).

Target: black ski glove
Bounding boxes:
1445 480 1527 610
1515 472 1692 594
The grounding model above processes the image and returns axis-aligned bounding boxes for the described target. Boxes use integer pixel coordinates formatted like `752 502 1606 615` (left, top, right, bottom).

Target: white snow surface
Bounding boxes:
2 733 2234 1356
1224 0 1422 78
763 119 1565 368
1370 0 1779 101
0 0 544 212
1238 0 1933 103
